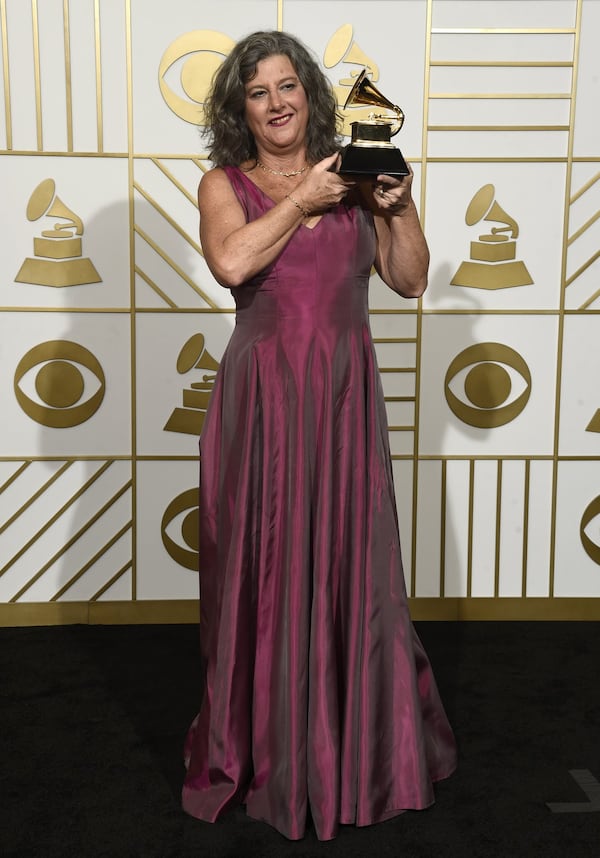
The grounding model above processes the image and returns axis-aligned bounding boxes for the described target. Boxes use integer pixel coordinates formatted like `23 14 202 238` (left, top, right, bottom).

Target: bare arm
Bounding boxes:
361 168 430 298
199 154 353 288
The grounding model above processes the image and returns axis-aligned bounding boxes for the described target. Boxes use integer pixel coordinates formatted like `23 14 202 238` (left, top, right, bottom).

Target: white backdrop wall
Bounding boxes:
1 0 599 624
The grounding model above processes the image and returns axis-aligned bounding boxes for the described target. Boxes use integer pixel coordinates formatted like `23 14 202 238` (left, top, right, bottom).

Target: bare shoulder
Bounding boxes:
197 166 233 207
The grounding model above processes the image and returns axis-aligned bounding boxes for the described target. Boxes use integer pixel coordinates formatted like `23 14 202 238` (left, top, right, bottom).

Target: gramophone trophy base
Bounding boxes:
15 257 102 287
338 143 409 179
450 260 533 290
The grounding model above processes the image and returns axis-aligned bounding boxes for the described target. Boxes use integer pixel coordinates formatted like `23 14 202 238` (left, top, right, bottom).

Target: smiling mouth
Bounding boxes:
269 114 293 126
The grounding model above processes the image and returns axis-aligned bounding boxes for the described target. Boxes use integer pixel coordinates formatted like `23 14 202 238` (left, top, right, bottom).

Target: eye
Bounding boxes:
14 341 105 428
158 30 235 125
444 342 531 428
580 495 600 565
161 488 199 571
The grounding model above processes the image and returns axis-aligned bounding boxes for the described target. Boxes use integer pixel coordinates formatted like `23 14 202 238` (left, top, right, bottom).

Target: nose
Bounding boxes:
267 89 284 111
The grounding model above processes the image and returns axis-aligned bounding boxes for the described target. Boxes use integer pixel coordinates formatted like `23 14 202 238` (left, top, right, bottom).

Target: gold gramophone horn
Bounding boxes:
343 69 404 136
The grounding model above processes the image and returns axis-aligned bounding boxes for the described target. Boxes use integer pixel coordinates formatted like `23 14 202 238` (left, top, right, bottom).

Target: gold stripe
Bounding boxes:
135 224 218 308
522 460 531 597
440 459 446 597
0 461 30 494
567 209 600 245
372 337 417 343
0 461 113 578
0 461 73 536
388 426 415 432
94 0 102 151
570 169 600 204
150 158 198 207
0 0 11 149
90 560 132 601
134 181 202 254
467 460 474 599
429 125 569 131
191 157 210 172
579 287 600 311
125 0 135 600
564 249 600 287
5 598 600 627
551 0 584 596
431 28 576 34
384 396 416 402
136 306 235 314
63 0 72 151
379 367 415 373
31 0 42 149
494 460 502 598
430 60 573 68
277 0 283 31
134 264 177 308
51 521 132 600
429 93 571 100
10 478 132 601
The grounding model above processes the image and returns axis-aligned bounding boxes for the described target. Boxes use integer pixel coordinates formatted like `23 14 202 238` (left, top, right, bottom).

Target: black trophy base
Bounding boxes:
338 144 410 179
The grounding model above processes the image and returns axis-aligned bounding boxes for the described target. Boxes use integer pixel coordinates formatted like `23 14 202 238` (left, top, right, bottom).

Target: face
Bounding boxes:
244 54 309 157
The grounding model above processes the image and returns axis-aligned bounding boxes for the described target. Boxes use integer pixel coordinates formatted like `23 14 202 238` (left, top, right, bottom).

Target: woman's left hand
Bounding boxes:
372 167 413 216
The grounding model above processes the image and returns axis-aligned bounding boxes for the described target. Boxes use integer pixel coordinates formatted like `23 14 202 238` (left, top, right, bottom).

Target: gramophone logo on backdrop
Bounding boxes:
324 24 382 137
451 184 533 290
15 179 101 287
164 333 219 435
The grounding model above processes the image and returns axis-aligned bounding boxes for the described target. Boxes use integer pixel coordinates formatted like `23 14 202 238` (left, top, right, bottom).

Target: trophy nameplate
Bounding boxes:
338 69 409 179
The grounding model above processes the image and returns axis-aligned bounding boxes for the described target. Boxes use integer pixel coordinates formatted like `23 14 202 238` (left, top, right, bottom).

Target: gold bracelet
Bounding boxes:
285 193 310 218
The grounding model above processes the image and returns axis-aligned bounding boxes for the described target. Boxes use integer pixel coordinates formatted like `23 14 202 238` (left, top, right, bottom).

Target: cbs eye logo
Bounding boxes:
444 342 531 428
161 488 199 571
580 495 600 566
14 340 105 428
158 30 235 125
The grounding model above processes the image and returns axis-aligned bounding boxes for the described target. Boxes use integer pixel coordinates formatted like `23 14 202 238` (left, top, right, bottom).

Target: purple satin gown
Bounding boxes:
182 166 457 841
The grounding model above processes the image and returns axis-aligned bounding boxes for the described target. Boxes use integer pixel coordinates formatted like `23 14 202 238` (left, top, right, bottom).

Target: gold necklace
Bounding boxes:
256 159 307 177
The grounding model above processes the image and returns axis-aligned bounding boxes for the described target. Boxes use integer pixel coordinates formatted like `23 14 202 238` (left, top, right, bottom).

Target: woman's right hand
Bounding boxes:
296 153 355 213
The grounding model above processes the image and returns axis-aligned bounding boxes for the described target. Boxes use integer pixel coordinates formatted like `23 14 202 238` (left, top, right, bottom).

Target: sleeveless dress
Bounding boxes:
182 166 457 841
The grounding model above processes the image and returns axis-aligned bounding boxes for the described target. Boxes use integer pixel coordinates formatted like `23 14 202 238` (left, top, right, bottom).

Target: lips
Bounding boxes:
269 114 293 126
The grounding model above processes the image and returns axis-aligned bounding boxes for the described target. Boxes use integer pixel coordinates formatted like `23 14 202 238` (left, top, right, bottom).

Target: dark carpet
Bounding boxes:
1 621 599 857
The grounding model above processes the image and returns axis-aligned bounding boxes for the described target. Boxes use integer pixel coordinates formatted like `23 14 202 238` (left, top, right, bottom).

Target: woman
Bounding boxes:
182 30 457 842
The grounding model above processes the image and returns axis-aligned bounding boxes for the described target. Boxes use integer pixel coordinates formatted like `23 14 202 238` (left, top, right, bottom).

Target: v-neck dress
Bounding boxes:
182 165 457 841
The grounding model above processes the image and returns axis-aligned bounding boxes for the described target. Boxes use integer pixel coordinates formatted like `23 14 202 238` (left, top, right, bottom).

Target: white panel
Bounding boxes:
414 459 442 597
136 312 234 457
2 155 130 309
524 459 553 597
470 459 498 597
419 314 558 457
574 0 600 157
37 0 68 152
130 0 278 155
133 156 234 310
136 459 200 600
68 0 102 152
432 0 577 28
554 461 600 597
559 316 600 456
98 0 128 152
498 460 526 596
0 312 131 457
0 460 132 602
285 0 427 155
392 459 413 593
4 0 38 150
430 32 576 63
443 459 470 597
425 161 565 312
